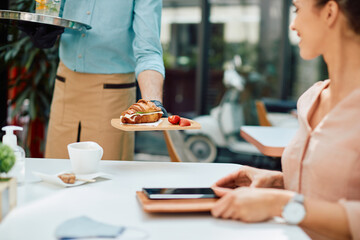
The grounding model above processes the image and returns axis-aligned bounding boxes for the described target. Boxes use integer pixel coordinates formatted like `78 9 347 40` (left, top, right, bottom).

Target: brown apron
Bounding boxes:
45 61 136 160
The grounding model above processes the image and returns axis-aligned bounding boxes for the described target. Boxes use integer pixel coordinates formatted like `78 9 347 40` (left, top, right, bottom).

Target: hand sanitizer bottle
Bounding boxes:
2 126 26 183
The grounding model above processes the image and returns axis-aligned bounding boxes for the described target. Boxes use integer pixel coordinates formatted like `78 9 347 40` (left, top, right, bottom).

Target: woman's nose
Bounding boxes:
289 20 296 31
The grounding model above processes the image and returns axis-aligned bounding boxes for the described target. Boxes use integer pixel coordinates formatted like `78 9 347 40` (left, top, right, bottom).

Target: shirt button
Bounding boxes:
81 33 86 37
78 55 82 59
86 11 91 15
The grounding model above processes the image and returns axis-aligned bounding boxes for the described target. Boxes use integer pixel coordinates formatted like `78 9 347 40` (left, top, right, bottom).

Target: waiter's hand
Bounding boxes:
151 100 168 118
18 21 64 49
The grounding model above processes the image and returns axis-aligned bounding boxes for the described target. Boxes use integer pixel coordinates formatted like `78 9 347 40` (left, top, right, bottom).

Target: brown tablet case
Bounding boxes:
136 191 218 213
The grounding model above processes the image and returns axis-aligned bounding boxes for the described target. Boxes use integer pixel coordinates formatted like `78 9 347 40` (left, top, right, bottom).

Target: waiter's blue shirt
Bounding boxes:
59 0 164 78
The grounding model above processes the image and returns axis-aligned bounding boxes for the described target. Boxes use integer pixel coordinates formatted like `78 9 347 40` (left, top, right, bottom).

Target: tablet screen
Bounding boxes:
142 188 217 199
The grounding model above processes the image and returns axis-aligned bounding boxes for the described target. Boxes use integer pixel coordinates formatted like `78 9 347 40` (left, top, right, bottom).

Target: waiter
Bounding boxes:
22 0 166 160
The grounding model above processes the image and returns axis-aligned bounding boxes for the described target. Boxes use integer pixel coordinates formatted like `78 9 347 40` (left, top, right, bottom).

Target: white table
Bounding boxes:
0 158 309 240
241 126 298 157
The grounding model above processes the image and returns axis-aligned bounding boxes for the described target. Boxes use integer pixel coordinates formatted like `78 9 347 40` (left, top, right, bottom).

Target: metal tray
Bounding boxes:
0 10 91 31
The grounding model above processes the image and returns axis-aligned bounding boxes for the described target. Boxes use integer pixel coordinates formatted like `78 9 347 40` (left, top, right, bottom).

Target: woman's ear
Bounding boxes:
323 0 340 28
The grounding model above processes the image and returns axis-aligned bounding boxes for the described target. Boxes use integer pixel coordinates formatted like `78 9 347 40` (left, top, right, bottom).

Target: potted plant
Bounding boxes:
0 143 16 213
0 143 16 221
0 0 59 157
0 143 16 179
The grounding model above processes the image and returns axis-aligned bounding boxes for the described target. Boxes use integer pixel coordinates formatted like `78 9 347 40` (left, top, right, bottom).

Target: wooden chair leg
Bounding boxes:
163 130 181 162
255 100 272 126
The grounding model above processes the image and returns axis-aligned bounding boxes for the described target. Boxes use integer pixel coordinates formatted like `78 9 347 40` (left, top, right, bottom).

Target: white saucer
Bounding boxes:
32 171 112 188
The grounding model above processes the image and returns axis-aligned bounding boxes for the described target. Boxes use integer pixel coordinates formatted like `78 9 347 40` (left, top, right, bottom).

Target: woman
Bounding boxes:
211 0 360 239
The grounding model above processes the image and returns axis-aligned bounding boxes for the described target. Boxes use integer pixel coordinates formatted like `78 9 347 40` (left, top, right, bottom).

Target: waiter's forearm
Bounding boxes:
137 70 164 102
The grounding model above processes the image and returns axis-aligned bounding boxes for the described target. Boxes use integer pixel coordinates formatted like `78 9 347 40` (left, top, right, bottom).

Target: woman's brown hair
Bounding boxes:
315 0 360 34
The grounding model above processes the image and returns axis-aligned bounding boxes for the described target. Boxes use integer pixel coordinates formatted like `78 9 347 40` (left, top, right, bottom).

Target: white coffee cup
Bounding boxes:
67 141 103 174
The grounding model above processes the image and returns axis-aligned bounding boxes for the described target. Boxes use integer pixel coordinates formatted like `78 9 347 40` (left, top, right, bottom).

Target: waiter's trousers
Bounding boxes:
45 61 136 160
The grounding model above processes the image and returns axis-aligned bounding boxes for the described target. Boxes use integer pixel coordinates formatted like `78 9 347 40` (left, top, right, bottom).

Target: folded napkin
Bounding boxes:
55 216 125 239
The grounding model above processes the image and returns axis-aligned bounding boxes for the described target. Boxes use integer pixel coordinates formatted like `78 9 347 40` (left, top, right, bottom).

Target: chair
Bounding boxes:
255 100 272 126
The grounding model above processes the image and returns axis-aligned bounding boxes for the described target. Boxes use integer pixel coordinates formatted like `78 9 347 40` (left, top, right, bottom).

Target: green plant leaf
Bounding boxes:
34 70 43 86
37 91 51 110
48 62 57 89
10 87 31 119
29 91 36 120
25 48 40 70
4 50 13 62
10 38 27 58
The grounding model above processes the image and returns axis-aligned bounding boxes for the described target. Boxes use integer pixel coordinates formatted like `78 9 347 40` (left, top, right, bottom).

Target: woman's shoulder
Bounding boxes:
308 79 330 92
297 80 330 105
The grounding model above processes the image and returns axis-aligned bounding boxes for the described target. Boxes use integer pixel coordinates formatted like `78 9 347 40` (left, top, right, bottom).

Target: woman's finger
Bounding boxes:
250 178 261 188
212 186 232 197
211 194 232 218
221 203 236 219
215 168 250 188
214 174 237 188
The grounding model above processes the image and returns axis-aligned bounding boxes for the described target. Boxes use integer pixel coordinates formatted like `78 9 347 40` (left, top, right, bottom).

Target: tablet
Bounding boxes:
142 188 217 199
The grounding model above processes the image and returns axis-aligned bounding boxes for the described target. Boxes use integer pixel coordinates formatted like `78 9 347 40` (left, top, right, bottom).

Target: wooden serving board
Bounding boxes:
111 118 201 131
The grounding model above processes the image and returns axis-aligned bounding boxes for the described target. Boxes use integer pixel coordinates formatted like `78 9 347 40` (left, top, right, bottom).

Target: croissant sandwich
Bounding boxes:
120 99 163 124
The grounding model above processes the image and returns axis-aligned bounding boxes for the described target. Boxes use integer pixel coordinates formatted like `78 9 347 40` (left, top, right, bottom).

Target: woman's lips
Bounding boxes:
297 32 301 44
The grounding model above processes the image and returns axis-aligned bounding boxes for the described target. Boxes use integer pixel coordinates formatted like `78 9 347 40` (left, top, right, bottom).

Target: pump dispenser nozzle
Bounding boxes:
2 126 23 149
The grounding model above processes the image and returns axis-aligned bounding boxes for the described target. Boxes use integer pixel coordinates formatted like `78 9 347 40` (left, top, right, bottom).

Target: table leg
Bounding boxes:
163 130 181 162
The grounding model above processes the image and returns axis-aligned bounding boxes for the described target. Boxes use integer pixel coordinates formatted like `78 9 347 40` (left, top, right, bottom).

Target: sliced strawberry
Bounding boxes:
179 118 191 126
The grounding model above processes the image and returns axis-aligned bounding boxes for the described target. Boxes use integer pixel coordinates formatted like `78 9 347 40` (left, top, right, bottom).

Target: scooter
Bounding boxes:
183 56 261 163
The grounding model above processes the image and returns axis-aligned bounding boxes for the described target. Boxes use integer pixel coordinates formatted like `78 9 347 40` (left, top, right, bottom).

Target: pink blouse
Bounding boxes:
282 80 360 240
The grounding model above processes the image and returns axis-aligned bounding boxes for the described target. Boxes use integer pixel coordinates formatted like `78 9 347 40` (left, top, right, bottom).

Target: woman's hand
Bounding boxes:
211 187 293 222
212 166 284 197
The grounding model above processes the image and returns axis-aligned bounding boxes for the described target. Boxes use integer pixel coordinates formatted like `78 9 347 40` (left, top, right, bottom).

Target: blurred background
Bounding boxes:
0 0 328 169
